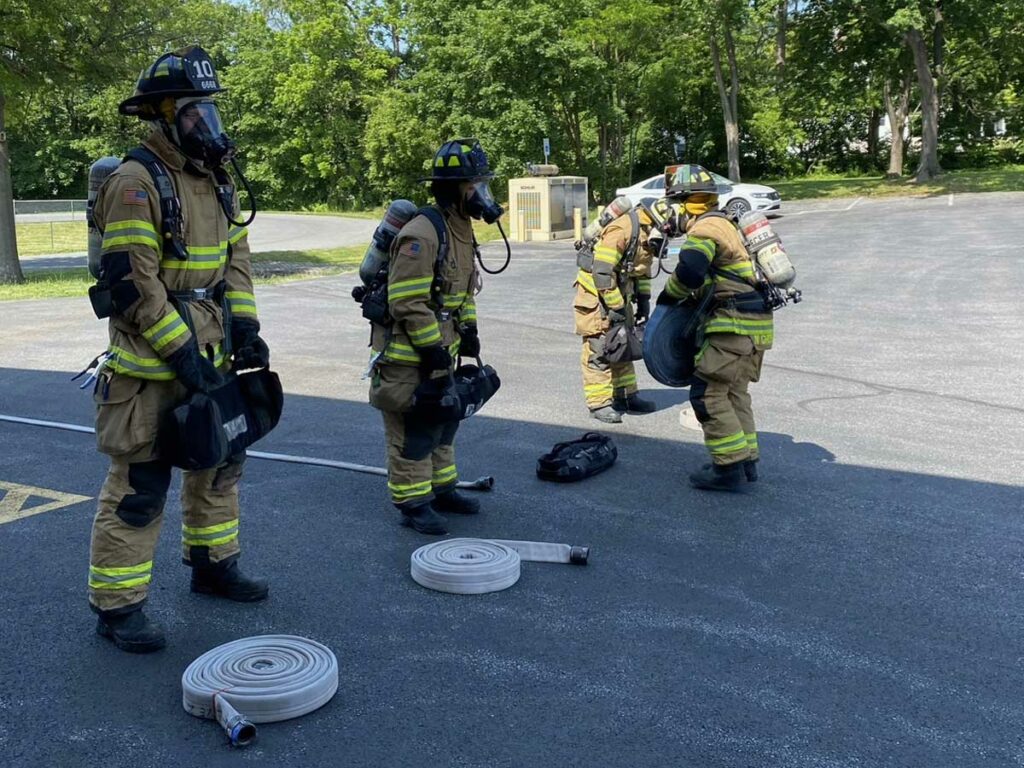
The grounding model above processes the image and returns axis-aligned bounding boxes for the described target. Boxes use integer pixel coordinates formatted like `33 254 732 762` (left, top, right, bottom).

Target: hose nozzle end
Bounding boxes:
569 546 590 565
229 720 257 747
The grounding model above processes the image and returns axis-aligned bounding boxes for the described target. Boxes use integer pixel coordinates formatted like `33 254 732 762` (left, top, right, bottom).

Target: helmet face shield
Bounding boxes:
463 179 504 223
175 99 235 166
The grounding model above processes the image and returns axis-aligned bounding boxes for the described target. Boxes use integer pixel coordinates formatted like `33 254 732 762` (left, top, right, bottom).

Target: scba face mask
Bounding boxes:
175 99 235 167
463 180 504 224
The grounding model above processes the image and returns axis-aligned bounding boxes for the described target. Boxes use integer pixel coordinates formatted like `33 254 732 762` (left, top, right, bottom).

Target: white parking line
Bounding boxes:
846 197 863 210
948 193 954 206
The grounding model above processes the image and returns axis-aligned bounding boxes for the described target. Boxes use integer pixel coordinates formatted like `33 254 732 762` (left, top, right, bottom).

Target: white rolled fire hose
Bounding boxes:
0 414 493 490
182 634 338 747
410 538 590 594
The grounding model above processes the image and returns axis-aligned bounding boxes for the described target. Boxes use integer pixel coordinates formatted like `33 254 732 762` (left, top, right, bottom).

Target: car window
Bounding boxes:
643 178 663 190
710 172 732 185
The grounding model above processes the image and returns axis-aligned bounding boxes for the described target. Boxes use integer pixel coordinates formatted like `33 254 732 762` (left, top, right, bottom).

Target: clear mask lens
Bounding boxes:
175 99 234 165
465 181 503 224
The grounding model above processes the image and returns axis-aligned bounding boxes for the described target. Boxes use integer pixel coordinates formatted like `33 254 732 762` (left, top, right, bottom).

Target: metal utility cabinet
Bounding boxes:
507 173 588 242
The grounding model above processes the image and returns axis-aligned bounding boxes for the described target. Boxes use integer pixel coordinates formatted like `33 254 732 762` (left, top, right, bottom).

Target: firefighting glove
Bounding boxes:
231 318 270 370
167 344 223 394
458 324 481 358
635 294 651 323
605 307 627 326
419 345 453 374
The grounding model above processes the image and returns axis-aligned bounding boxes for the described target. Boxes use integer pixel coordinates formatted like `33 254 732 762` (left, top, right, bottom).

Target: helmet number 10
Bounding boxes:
191 60 216 80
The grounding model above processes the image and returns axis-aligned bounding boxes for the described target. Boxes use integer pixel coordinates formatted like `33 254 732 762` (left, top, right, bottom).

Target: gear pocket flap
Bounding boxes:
93 372 143 404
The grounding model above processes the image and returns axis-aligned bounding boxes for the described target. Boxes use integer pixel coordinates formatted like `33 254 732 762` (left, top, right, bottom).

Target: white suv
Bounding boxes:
615 168 781 216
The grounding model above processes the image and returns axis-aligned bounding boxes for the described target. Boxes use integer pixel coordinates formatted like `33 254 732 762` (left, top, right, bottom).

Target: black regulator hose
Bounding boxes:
223 157 258 228
476 220 512 275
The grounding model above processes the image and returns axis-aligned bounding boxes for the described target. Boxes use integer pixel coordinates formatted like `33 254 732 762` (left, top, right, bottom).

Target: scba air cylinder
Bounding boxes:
738 211 796 288
359 199 419 285
581 195 633 244
87 156 122 279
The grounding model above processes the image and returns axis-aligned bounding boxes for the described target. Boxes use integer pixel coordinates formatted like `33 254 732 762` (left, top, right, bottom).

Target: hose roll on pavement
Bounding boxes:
410 538 589 595
182 634 338 746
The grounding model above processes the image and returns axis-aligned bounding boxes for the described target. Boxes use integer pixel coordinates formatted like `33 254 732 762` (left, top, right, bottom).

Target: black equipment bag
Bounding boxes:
602 321 644 363
159 368 283 470
536 432 618 483
409 375 463 425
452 356 501 419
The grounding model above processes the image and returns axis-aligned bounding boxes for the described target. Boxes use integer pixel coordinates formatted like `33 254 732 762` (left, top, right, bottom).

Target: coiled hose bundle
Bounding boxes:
182 634 338 746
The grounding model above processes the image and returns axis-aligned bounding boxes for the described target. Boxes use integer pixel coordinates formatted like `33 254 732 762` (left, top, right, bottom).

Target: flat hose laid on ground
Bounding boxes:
411 538 589 594
182 634 338 746
0 414 493 491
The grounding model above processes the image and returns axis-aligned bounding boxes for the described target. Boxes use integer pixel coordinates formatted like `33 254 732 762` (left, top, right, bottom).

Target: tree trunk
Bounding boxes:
775 0 787 83
867 107 880 160
0 88 25 284
710 27 741 182
904 28 941 181
883 74 911 178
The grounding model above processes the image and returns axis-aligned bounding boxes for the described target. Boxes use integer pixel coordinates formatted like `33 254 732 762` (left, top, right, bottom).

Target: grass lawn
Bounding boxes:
15 221 87 256
0 247 364 301
766 165 1024 200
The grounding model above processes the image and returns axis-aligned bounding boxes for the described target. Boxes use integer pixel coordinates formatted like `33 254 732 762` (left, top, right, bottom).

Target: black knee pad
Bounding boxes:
115 461 171 527
401 415 440 461
688 378 711 423
438 419 459 447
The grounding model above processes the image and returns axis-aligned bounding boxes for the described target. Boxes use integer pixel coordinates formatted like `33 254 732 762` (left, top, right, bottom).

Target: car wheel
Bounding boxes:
725 198 750 217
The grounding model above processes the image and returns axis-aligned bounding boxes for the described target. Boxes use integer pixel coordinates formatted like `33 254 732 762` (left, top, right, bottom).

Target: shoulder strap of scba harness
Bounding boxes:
123 147 189 261
416 205 451 307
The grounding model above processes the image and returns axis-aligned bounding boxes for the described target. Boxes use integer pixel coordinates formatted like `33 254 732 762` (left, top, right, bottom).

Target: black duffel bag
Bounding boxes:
452 356 501 419
159 368 284 470
537 432 618 483
602 321 644 363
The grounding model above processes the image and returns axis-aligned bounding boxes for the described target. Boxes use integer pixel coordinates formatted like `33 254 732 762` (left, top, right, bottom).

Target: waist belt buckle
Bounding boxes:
438 309 452 322
192 288 209 301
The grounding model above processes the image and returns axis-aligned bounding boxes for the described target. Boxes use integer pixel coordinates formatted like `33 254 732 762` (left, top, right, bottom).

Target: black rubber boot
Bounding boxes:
612 393 657 413
96 608 166 653
701 459 759 483
400 502 448 535
590 405 622 424
432 490 480 515
689 462 745 491
191 560 269 602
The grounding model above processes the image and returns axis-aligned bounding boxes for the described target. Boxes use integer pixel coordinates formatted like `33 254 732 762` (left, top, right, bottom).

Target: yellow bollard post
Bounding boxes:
573 208 582 242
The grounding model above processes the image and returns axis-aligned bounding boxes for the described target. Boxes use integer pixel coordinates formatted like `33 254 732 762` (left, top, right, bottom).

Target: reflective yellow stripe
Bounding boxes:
685 236 716 261
594 244 620 265
432 465 458 485
604 287 625 309
745 432 758 449
637 279 652 294
576 272 598 294
102 232 160 250
388 480 433 500
141 311 189 352
89 560 153 590
706 431 748 455
665 275 690 299
105 219 157 235
612 373 637 387
408 322 442 346
384 342 420 363
108 345 175 380
228 226 248 245
226 291 257 317
182 519 239 547
388 277 433 302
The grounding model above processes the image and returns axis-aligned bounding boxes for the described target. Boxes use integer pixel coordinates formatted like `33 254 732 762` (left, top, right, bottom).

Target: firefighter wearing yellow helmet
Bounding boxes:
657 164 774 490
85 47 269 653
573 201 659 423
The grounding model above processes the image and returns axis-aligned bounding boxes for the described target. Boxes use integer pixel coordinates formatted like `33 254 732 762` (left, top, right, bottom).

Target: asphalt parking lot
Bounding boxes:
1 192 1022 767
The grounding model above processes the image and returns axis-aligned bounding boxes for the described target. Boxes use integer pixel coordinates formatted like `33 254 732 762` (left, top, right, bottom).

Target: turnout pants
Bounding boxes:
88 373 244 614
370 363 459 508
579 338 638 410
689 334 764 467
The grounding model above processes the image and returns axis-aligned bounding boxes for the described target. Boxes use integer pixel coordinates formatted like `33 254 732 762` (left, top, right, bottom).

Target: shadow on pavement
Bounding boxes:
0 366 1020 768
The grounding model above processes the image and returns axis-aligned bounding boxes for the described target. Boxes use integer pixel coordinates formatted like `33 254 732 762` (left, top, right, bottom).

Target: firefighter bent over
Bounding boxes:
367 139 500 535
573 205 658 423
657 165 773 490
86 48 270 652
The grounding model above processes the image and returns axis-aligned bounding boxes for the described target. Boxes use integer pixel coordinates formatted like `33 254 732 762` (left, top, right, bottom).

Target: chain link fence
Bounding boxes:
14 201 89 256
14 199 88 219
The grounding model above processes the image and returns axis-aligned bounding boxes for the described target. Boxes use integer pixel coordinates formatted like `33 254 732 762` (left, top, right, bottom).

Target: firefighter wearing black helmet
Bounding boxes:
657 164 774 490
86 46 270 653
367 139 502 535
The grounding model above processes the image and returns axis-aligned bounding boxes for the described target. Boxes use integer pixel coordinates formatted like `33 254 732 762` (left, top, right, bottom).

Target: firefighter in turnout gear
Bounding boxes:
573 206 658 423
657 165 773 490
367 139 499 535
86 47 269 653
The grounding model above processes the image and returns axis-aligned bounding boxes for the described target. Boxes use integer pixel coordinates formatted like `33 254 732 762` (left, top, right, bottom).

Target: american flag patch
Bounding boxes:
406 242 421 254
122 188 148 205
